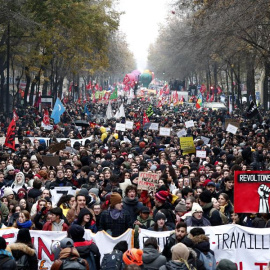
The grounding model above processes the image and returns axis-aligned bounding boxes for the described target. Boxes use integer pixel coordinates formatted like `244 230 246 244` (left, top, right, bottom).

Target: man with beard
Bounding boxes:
162 222 188 260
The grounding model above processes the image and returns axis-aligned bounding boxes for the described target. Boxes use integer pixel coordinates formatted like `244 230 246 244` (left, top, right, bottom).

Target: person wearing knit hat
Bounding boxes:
216 259 237 270
123 248 143 266
185 203 211 227
160 243 192 270
99 192 132 237
175 201 187 223
149 211 172 232
199 190 223 226
3 187 14 200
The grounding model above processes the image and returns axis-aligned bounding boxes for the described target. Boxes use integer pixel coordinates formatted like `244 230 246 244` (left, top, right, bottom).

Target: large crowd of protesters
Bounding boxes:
0 95 269 270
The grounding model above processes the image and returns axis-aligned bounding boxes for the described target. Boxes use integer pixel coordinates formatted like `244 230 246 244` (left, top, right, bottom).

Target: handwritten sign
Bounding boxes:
225 119 240 130
149 123 159 131
125 121 134 130
185 120 194 128
138 172 160 192
115 123 126 131
180 137 196 155
196 150 207 158
226 123 238 135
159 127 171 136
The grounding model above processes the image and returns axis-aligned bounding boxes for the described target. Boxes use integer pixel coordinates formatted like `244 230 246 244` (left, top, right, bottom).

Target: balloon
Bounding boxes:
113 133 118 139
140 73 153 88
100 126 106 134
101 132 107 141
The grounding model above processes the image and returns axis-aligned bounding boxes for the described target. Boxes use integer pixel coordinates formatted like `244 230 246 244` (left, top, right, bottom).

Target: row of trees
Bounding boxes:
148 0 270 109
0 0 136 112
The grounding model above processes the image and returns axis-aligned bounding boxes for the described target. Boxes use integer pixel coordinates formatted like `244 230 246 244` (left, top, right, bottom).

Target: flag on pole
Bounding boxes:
246 101 259 119
146 105 154 117
210 93 214 102
143 111 150 126
200 84 207 94
86 81 92 90
4 119 16 150
84 104 90 116
109 86 118 100
51 98 65 124
106 101 113 119
13 110 19 122
196 93 203 109
41 109 53 130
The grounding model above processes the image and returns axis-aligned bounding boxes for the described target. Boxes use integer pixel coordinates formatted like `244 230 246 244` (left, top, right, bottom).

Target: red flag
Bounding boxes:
4 119 16 150
135 121 141 130
157 100 162 108
200 84 206 94
217 86 222 94
179 96 184 105
206 93 209 102
143 111 150 126
210 94 214 102
68 82 73 92
86 81 92 90
13 110 19 122
42 109 50 125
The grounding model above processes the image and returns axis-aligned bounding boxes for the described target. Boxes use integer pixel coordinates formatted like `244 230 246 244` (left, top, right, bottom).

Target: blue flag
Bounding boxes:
84 104 90 116
51 98 65 124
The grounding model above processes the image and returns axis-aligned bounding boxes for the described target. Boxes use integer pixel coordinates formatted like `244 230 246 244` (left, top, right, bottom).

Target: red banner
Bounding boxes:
234 171 270 213
4 119 16 150
42 109 50 125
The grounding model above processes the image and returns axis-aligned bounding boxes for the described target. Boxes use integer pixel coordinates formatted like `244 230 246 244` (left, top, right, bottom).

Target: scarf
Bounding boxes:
219 203 228 214
109 208 123 220
17 220 32 229
123 197 138 205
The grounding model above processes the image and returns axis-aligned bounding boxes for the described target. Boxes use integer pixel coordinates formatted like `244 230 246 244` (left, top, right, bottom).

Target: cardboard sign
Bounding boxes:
225 119 240 130
42 155 60 166
180 137 196 155
226 123 238 134
149 123 159 131
234 171 270 213
177 129 187 138
137 172 159 192
125 121 134 130
115 123 126 131
185 120 194 128
49 141 66 153
200 136 210 145
159 127 171 136
196 150 207 158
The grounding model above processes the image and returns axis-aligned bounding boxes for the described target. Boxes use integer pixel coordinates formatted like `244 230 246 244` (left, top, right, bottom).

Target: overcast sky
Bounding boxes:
118 0 170 72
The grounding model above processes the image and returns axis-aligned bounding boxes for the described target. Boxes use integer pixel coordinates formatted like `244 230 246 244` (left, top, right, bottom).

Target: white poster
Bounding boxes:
177 129 187 138
149 123 159 131
201 136 210 145
125 121 134 130
185 120 194 128
226 123 238 134
115 123 126 131
159 127 171 136
196 150 207 158
50 187 76 206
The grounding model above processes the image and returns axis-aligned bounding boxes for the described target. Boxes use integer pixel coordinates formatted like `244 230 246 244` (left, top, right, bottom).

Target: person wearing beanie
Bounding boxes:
175 201 187 223
99 192 132 237
0 236 16 268
4 164 15 185
68 224 101 270
160 243 194 270
42 207 69 231
73 208 97 232
216 259 237 270
122 185 143 224
123 248 143 266
7 228 38 270
185 203 211 227
148 211 172 232
199 190 222 226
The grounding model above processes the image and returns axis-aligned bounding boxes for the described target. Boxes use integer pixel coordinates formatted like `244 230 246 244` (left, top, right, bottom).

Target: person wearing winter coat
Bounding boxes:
143 237 166 270
122 185 143 224
0 237 16 270
159 243 195 270
42 207 69 231
7 228 38 270
216 259 237 270
99 192 132 237
185 203 211 227
73 208 97 232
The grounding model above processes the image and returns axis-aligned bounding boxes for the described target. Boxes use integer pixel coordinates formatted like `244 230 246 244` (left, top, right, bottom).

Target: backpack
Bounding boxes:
59 257 87 270
197 250 216 270
209 208 228 225
16 254 30 270
100 250 124 270
84 251 97 270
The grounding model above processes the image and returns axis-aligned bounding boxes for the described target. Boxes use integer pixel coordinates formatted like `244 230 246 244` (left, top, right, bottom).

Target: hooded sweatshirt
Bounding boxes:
142 247 167 269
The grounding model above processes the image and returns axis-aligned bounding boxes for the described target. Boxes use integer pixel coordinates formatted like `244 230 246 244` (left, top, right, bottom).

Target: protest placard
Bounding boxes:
42 155 60 166
200 136 210 145
177 129 187 138
180 137 195 155
226 123 238 134
159 127 171 136
115 123 126 131
49 141 66 153
149 123 159 130
125 121 134 130
196 150 206 158
185 120 194 128
137 172 159 192
225 118 240 130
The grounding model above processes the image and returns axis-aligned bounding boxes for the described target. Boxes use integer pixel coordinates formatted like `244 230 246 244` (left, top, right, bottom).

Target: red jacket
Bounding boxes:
42 221 69 231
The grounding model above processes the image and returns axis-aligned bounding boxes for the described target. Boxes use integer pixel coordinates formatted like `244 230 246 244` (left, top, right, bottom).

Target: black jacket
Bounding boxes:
0 251 17 270
7 242 38 270
202 202 222 226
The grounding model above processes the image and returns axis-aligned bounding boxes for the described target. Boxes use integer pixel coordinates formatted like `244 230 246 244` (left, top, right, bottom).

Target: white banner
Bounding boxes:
139 225 270 270
0 228 133 269
55 136 93 147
